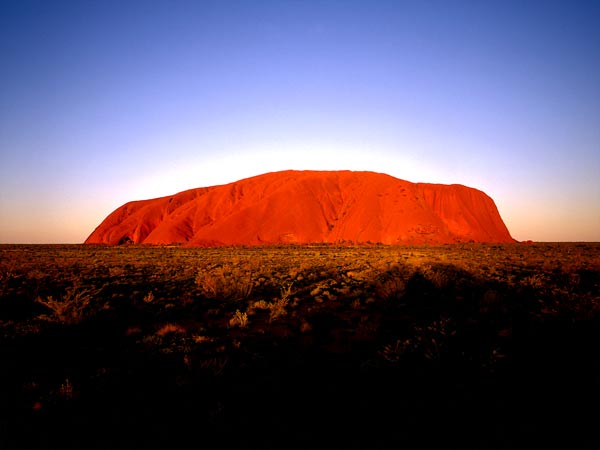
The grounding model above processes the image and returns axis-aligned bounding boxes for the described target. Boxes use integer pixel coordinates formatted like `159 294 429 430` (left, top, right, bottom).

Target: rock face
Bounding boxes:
85 170 514 246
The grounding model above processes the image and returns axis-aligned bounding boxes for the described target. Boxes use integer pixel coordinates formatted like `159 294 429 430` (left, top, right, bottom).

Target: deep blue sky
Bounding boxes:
1 0 599 243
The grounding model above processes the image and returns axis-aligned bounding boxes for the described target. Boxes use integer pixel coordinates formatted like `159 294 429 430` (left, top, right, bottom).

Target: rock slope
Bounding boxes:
85 170 514 246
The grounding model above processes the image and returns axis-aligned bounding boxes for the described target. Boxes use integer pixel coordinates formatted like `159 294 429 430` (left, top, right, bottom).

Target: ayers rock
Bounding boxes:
85 170 514 246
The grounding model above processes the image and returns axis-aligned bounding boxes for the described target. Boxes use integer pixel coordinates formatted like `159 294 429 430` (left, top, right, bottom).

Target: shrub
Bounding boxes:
229 310 249 328
35 282 104 324
143 291 155 303
195 267 253 300
375 264 412 301
156 323 186 336
269 298 288 322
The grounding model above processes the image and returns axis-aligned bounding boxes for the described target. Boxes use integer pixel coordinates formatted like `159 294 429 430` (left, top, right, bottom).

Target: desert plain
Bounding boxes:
1 242 599 449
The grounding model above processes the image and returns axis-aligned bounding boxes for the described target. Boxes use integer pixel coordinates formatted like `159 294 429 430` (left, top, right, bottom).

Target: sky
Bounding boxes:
1 0 599 243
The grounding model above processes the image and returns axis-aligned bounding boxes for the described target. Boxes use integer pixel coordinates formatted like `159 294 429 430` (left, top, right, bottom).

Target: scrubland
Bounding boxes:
1 243 599 449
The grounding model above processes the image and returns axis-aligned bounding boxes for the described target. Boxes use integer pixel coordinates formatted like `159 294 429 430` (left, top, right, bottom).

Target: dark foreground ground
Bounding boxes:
1 243 599 449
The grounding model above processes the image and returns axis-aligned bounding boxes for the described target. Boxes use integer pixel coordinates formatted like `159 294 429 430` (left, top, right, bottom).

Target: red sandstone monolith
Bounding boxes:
85 170 514 246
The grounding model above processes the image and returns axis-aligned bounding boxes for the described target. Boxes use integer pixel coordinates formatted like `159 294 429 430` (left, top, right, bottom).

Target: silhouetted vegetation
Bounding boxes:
1 243 599 449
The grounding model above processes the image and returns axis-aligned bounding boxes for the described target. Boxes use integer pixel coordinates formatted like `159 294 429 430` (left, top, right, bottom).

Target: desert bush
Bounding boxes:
26 269 45 281
269 297 288 322
195 267 253 300
380 318 456 364
0 263 17 296
247 291 289 322
374 264 412 301
256 299 271 309
379 339 412 363
376 274 407 301
156 323 186 336
520 273 550 290
279 282 294 302
419 262 474 291
58 378 75 401
267 282 293 320
412 318 456 361
229 310 249 328
198 356 228 377
108 266 126 278
143 291 155 303
35 282 104 324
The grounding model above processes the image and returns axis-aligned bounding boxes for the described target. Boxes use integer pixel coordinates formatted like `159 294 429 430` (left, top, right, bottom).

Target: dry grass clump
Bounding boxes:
156 323 187 336
35 281 104 324
195 266 253 300
229 310 249 328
